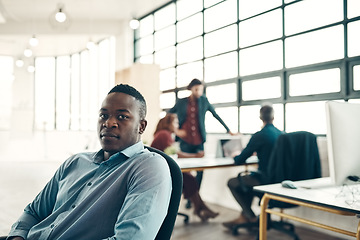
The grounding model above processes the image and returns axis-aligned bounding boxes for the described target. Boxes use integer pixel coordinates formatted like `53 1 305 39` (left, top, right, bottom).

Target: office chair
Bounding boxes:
232 131 321 239
145 146 183 240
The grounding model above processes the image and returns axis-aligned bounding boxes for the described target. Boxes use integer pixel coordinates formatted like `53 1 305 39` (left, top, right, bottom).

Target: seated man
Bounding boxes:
223 104 282 229
6 84 172 240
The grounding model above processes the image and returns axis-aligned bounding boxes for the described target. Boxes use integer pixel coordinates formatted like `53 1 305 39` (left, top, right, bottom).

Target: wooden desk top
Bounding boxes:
176 155 258 172
254 177 360 214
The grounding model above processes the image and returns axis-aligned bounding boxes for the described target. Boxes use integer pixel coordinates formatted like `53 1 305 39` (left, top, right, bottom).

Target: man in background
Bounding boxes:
223 104 282 229
168 78 233 208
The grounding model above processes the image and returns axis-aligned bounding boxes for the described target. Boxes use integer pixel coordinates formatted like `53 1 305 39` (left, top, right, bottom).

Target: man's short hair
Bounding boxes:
108 84 147 120
260 104 274 123
186 78 203 90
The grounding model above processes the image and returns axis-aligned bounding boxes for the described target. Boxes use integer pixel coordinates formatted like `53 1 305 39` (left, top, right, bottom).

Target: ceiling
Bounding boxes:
0 0 169 57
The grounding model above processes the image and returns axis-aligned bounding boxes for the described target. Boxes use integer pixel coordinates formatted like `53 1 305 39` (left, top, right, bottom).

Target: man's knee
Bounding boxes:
227 177 240 189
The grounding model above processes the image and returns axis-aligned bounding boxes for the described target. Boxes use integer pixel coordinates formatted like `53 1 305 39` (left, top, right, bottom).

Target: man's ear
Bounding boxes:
139 119 147 134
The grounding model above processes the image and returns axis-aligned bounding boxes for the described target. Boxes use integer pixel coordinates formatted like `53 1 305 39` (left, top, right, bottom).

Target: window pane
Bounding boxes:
80 51 90 130
86 48 100 131
286 101 327 134
348 0 360 19
240 40 283 76
160 92 176 109
239 0 282 20
348 20 360 57
177 61 203 88
35 57 56 130
155 46 175 69
154 3 175 30
177 13 203 42
239 9 282 48
204 24 237 57
135 35 153 57
242 77 281 101
285 26 344 68
138 55 154 64
70 54 80 131
178 89 191 98
349 99 360 104
240 104 284 133
98 38 115 105
204 0 237 32
154 25 175 51
177 37 203 64
204 0 222 8
160 68 176 91
289 68 340 96
177 0 202 20
206 83 237 104
56 56 71 131
206 107 238 133
204 52 238 82
354 65 360 91
139 15 154 38
285 0 343 36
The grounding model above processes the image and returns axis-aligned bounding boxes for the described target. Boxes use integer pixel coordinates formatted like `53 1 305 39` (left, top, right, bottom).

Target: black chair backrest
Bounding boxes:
267 131 321 184
145 146 183 240
265 131 322 208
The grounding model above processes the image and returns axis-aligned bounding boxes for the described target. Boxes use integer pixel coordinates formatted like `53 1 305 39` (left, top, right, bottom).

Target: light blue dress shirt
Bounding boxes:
8 141 172 240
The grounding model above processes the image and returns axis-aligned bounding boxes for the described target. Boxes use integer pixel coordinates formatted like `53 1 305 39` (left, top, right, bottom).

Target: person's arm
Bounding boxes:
206 98 231 133
109 154 172 240
7 163 63 239
234 134 260 165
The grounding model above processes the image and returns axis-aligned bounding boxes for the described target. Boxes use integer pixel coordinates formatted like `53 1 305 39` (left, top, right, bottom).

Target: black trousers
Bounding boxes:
227 173 261 219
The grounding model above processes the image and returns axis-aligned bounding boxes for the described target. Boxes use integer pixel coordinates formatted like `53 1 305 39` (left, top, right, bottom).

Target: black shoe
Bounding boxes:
185 200 192 209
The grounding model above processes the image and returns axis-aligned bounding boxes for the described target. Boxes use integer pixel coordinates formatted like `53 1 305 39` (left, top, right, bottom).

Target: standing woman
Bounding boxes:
151 114 219 222
168 79 233 190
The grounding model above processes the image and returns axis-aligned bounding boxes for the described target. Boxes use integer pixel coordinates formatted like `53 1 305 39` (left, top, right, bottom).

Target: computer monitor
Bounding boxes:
215 136 243 158
325 101 360 185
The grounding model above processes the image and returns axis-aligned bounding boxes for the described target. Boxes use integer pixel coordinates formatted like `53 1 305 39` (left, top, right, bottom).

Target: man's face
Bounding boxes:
190 84 204 98
97 92 147 160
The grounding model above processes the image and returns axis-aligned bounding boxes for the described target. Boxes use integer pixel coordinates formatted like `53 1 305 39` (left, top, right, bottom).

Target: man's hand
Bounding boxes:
8 237 25 240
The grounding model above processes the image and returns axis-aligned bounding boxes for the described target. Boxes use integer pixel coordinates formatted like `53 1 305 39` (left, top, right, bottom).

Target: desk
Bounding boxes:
176 155 258 172
255 177 360 240
175 155 258 223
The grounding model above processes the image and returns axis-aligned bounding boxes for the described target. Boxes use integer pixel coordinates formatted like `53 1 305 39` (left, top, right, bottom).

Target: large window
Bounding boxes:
34 37 115 131
134 0 360 135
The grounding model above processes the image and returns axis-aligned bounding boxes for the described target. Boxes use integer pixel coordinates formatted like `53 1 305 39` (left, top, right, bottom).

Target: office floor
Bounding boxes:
0 161 347 239
172 200 347 240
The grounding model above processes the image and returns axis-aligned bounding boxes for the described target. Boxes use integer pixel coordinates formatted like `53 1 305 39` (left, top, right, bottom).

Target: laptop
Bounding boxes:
215 137 243 158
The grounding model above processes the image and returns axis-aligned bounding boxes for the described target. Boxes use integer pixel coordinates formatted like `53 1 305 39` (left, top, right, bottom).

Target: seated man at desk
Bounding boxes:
5 84 172 240
223 104 283 229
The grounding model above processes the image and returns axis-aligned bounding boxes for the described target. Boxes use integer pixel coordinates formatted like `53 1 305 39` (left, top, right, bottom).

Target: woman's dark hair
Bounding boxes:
154 114 177 135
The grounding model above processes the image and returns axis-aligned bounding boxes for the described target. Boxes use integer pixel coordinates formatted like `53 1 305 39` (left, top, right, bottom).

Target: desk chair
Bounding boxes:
145 146 183 240
1 147 183 240
232 131 321 239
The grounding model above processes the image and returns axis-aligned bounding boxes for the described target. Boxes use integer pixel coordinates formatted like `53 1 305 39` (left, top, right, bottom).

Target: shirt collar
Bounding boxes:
93 141 144 164
121 141 144 158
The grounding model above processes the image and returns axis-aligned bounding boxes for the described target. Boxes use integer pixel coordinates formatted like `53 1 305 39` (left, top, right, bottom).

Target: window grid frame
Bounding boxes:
134 0 360 134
